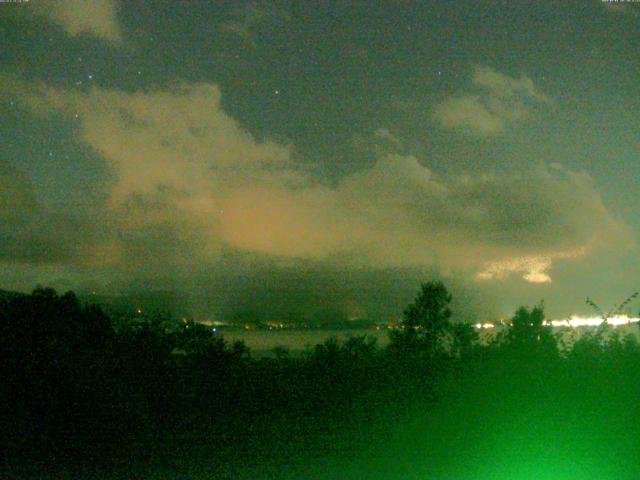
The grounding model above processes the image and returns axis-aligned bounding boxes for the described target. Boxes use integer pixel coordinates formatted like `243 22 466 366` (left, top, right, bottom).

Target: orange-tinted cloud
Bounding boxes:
6 75 631 285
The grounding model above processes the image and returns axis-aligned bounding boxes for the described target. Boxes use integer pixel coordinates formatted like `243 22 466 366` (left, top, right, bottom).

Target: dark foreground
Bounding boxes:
2 287 640 479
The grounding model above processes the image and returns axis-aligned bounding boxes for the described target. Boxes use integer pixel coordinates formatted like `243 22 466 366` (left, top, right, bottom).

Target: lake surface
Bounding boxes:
216 322 640 357
215 328 390 356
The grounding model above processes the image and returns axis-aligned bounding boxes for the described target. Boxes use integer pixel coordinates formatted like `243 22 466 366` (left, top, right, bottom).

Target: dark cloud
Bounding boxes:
0 159 37 221
0 159 86 264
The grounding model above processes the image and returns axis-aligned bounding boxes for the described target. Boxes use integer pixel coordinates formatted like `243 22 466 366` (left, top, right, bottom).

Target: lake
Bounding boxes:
214 328 390 356
215 322 640 357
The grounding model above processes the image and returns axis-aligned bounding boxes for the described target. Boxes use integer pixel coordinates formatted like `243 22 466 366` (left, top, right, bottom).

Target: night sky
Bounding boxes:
1 0 639 320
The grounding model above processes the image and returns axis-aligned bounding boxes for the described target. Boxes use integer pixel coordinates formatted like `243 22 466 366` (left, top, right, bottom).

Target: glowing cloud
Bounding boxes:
476 248 587 284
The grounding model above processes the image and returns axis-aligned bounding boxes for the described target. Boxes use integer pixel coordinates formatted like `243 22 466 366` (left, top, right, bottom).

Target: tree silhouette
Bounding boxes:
391 281 453 354
586 291 638 324
451 321 478 358
506 303 557 357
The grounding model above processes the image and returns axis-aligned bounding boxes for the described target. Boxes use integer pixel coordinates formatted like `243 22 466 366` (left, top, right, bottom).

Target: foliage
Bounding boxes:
451 321 479 358
390 281 453 355
3 284 640 479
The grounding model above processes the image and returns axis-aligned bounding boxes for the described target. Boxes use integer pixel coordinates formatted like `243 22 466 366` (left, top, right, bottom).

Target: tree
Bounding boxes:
451 321 479 358
391 281 453 354
506 303 557 357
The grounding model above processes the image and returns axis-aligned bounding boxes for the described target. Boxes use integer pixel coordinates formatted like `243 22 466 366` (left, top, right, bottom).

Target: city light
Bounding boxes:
474 314 640 329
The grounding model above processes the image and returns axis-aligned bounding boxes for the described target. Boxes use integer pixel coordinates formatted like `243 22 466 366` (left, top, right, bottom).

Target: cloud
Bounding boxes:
6 75 629 289
337 158 629 282
602 2 639 17
30 0 124 45
434 95 506 135
476 248 587 284
219 1 291 48
373 128 403 149
35 81 297 274
473 66 550 104
434 66 551 136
